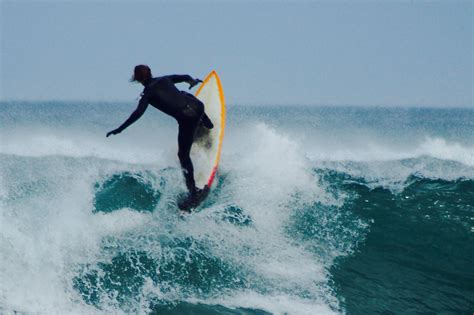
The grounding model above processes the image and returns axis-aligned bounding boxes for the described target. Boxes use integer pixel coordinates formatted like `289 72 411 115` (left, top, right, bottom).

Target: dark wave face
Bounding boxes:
93 172 161 213
1 103 473 314
319 171 474 314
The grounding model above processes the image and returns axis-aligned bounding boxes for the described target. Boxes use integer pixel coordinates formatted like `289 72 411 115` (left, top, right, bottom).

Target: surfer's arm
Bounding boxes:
168 74 193 84
168 75 202 90
107 96 148 137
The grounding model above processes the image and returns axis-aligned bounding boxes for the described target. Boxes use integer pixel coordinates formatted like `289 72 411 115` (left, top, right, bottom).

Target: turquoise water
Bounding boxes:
1 102 473 314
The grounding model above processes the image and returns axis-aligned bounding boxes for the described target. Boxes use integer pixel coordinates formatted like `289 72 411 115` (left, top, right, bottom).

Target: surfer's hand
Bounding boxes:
106 129 120 137
188 78 202 90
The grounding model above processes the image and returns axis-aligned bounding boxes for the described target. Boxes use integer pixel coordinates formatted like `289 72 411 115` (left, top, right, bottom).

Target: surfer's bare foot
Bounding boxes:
193 185 209 197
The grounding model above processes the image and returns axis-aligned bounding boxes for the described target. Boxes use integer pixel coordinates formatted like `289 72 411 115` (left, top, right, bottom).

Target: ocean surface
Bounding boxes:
0 102 473 315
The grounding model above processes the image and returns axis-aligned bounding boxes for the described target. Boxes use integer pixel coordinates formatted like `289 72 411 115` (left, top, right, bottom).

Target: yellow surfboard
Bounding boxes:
192 71 226 189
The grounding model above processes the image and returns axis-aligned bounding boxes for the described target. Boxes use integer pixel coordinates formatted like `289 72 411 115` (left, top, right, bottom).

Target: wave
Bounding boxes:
1 122 473 190
1 117 473 314
307 136 474 167
322 171 474 314
93 172 161 213
2 119 474 166
0 131 169 164
2 150 472 313
0 149 344 314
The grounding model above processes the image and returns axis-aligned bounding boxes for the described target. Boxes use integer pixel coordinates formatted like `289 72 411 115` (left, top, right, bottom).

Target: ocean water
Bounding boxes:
0 102 473 315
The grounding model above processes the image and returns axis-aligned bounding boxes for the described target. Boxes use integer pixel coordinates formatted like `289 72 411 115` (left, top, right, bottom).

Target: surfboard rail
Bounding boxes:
193 70 226 188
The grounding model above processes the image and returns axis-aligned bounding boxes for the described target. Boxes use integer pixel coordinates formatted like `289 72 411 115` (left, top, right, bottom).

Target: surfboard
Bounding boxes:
178 71 226 211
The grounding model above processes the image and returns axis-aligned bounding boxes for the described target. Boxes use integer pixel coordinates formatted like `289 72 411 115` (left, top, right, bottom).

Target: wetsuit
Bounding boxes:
112 75 213 193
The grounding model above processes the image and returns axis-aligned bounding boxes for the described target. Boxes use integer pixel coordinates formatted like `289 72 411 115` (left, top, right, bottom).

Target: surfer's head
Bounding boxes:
131 65 152 83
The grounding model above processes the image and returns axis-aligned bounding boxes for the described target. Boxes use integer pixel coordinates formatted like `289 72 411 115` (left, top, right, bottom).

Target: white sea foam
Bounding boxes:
0 130 167 165
187 292 338 315
0 123 345 314
0 154 160 314
417 137 474 167
307 136 474 166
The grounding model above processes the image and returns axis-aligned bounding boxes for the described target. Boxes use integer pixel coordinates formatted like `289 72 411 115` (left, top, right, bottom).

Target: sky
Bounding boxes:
0 0 472 107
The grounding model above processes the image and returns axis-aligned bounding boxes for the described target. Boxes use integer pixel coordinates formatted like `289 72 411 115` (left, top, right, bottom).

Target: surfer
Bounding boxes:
106 65 213 200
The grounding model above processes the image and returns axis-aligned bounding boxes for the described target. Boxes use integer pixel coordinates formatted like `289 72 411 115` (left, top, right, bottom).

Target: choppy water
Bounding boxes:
1 102 473 314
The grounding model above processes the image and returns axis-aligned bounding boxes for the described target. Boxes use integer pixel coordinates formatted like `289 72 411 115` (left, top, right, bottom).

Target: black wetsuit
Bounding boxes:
113 75 213 193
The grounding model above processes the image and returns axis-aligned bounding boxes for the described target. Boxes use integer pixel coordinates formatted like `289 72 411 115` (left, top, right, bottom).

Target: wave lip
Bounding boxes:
309 136 474 166
417 137 474 166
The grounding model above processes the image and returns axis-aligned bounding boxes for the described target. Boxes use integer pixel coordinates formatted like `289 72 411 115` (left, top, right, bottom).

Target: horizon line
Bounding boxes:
0 99 472 110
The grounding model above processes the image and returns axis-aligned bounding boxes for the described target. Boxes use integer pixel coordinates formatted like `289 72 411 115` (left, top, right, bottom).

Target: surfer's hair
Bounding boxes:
131 65 152 83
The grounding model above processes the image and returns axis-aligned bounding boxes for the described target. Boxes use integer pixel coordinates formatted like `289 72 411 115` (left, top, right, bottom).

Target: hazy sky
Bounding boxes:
1 1 472 107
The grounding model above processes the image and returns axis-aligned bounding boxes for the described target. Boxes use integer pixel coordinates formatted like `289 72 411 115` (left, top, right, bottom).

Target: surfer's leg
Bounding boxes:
178 120 199 194
201 112 213 129
189 97 212 129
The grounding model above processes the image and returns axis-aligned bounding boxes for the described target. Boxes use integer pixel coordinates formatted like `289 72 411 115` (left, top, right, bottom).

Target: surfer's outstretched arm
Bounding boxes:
168 74 193 84
106 96 148 137
167 75 202 90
